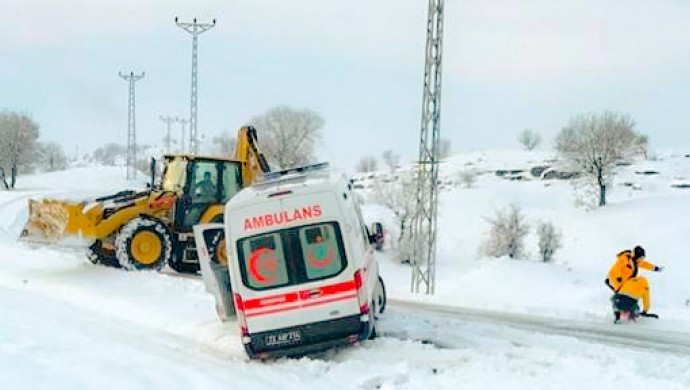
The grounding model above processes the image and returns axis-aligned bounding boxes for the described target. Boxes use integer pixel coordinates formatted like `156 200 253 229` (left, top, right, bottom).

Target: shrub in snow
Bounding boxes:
481 204 529 260
356 155 378 173
372 172 417 262
458 170 477 188
537 221 562 262
518 129 542 151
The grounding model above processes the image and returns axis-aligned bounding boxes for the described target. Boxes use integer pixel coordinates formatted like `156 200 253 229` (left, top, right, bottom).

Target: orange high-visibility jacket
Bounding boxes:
607 250 658 292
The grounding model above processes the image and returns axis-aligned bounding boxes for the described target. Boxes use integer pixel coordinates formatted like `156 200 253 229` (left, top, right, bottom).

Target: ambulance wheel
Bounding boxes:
368 299 379 340
374 276 387 315
116 217 172 271
86 239 120 268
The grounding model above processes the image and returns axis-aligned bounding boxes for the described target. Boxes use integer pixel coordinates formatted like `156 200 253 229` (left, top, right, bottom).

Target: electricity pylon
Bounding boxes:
119 71 145 180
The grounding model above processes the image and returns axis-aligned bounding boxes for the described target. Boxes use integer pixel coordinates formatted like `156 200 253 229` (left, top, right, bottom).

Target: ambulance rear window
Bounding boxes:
300 225 344 280
236 222 347 291
239 233 289 290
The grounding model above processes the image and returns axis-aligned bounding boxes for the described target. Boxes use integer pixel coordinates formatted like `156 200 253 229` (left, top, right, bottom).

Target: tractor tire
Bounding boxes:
209 230 228 266
116 217 172 271
86 239 120 268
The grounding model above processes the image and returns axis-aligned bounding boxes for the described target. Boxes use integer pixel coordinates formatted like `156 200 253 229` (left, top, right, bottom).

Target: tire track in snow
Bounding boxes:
389 299 690 355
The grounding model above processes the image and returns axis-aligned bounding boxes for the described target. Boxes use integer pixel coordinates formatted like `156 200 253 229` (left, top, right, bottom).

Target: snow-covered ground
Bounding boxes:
1 158 690 389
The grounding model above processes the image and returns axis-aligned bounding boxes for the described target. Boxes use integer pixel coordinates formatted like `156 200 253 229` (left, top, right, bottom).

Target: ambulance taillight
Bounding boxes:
234 293 250 342
354 269 369 317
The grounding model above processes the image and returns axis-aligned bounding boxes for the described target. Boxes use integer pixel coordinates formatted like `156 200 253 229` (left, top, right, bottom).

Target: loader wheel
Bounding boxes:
86 240 120 268
116 217 172 271
209 231 228 266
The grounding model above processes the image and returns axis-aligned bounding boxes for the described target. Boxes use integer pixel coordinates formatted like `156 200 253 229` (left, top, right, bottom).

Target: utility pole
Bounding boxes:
175 17 216 155
176 117 190 153
410 0 444 295
119 71 145 180
159 115 176 153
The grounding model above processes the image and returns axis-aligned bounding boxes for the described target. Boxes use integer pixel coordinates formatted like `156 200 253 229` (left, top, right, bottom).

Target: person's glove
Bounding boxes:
655 265 664 272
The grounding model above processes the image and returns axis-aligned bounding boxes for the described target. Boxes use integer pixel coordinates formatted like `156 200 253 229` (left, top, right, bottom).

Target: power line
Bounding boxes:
175 17 216 155
410 0 444 295
175 117 190 153
159 115 176 154
119 71 145 180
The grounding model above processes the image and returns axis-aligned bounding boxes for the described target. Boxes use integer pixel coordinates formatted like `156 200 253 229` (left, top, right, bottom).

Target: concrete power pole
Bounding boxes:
119 71 145 180
175 17 216 155
410 0 444 295
159 115 176 154
176 117 190 153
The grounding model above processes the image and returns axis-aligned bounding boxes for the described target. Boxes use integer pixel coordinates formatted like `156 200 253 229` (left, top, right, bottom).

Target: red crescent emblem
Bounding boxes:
307 246 335 269
248 248 278 283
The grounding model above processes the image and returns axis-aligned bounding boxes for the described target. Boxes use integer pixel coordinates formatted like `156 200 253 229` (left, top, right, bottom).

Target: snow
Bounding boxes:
2 159 690 389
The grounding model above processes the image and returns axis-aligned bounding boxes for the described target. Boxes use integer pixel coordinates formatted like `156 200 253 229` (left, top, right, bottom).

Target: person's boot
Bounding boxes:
613 311 621 324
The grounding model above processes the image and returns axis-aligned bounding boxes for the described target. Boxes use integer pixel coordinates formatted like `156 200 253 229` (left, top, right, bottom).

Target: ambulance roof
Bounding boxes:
228 163 350 208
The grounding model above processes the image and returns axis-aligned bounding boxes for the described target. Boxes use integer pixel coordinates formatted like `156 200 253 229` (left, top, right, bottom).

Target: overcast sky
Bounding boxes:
2 0 690 172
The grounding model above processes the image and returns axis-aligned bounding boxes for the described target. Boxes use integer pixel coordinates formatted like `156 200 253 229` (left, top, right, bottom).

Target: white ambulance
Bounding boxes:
194 163 386 359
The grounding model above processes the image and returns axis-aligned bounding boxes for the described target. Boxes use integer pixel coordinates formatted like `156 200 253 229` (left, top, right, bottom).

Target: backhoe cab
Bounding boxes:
20 126 270 274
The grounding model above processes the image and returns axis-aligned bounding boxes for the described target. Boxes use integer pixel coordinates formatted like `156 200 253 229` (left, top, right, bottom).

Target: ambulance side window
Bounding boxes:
299 224 346 281
239 233 289 290
353 202 370 248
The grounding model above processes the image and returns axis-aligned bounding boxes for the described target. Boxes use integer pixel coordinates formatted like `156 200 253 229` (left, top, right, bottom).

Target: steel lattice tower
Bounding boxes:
119 71 145 180
410 0 444 295
176 117 189 153
159 115 176 153
175 17 216 155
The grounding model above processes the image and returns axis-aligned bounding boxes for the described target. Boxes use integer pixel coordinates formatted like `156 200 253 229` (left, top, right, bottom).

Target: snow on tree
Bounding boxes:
211 131 236 157
0 110 40 189
518 129 542 151
537 221 562 262
93 143 127 166
372 171 417 262
555 112 640 207
36 142 68 172
249 106 324 169
633 134 649 160
381 149 400 172
481 204 529 260
356 156 378 173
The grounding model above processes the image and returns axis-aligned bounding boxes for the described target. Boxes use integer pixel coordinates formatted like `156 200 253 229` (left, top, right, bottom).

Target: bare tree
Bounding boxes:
372 171 417 262
481 204 529 260
439 138 452 160
93 143 127 166
633 134 649 160
211 131 236 157
555 112 639 207
356 156 378 173
0 111 40 189
518 129 542 151
381 149 400 172
249 106 324 169
537 221 562 262
36 142 68 172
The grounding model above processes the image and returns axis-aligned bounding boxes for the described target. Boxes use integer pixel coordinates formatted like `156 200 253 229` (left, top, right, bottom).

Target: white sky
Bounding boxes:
2 0 690 171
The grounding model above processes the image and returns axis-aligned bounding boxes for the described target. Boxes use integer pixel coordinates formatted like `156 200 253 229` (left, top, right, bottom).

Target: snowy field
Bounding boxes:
1 155 690 389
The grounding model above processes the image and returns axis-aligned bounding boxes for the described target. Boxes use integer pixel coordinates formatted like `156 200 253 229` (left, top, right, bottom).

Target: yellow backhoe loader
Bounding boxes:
20 126 270 273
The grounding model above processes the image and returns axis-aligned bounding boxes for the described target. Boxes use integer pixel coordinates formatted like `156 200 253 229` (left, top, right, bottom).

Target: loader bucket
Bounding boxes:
19 199 94 243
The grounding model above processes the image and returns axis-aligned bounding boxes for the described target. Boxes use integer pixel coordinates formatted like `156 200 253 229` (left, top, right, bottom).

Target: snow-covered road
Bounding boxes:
2 246 689 390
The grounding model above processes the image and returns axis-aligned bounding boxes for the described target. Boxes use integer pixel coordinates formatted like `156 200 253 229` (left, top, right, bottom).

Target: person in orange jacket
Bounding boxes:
605 246 663 322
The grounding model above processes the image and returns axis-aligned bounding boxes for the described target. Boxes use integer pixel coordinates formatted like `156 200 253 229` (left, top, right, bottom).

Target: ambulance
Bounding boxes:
194 163 386 359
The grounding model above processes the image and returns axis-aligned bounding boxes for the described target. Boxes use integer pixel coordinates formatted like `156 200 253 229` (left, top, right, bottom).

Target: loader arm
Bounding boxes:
235 126 270 185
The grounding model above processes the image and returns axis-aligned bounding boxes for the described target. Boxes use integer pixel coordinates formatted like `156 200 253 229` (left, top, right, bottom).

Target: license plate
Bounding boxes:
265 330 302 347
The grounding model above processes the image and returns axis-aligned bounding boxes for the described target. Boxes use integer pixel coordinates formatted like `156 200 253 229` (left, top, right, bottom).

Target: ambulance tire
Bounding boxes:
375 276 387 315
368 301 378 340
